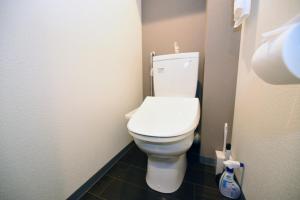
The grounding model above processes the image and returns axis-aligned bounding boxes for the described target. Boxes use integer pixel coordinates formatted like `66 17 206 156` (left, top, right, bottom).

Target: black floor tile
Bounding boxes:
80 144 245 200
147 180 194 200
89 175 114 197
184 164 217 188
188 162 215 175
120 145 147 169
194 184 245 200
107 162 131 179
170 181 194 200
187 152 201 165
108 162 148 189
100 179 176 200
80 193 104 200
119 165 147 188
194 184 223 200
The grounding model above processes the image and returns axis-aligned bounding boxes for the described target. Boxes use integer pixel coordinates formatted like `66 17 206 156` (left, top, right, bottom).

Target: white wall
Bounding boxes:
231 0 300 199
0 1 142 199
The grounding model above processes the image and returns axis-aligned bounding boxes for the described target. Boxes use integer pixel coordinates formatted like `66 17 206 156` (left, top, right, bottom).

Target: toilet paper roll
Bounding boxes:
252 23 300 84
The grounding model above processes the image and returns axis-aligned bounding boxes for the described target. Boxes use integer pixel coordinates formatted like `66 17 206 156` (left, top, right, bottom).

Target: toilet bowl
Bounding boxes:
127 96 200 193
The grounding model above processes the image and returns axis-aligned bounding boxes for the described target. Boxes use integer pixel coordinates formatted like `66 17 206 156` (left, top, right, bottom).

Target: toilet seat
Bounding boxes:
129 130 194 143
127 97 200 139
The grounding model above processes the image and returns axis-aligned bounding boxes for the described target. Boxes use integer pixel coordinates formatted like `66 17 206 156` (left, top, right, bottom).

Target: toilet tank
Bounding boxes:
153 52 199 97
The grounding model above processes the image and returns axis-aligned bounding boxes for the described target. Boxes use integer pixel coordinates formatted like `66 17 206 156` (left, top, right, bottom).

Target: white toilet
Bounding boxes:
127 52 200 193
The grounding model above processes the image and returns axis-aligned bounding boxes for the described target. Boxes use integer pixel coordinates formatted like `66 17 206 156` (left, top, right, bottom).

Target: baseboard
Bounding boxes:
199 155 216 167
67 141 135 200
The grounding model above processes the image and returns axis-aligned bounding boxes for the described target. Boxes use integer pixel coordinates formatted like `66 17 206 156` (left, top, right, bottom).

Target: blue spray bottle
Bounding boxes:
219 160 244 199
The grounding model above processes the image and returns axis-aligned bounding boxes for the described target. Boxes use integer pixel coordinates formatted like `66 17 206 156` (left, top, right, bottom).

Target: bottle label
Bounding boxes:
220 176 241 199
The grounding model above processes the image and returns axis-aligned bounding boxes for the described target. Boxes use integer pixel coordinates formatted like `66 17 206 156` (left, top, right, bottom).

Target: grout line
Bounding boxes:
88 178 114 199
118 160 147 171
129 164 147 171
106 174 148 190
87 192 107 200
183 179 219 191
131 164 147 171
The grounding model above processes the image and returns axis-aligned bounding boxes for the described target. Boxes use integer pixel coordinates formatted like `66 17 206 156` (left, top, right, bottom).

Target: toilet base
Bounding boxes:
146 154 187 193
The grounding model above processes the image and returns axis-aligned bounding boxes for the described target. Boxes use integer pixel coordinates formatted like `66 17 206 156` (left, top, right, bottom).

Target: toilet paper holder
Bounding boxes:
251 15 300 84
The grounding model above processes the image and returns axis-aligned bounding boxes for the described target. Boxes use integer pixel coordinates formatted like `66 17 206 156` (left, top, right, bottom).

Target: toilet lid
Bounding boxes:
127 97 200 138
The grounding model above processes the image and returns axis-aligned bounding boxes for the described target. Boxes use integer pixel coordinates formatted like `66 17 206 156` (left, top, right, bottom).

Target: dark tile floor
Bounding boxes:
80 144 244 200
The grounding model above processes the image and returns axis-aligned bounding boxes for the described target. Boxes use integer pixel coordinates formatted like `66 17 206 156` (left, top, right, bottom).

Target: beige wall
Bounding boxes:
231 0 300 199
142 0 206 97
200 0 241 158
0 1 142 200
